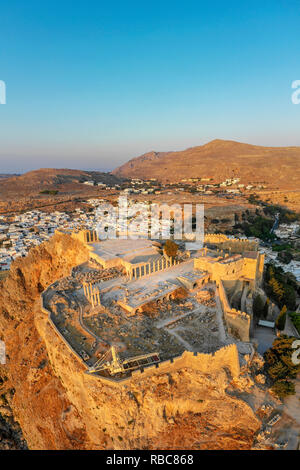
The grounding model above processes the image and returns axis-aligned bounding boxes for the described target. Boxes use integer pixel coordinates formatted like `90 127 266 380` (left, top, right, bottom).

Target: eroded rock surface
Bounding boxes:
0 233 262 449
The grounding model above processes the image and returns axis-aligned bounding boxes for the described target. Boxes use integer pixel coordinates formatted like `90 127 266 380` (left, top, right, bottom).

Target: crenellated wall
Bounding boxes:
41 286 240 385
84 344 240 386
131 346 240 381
194 252 264 289
40 230 254 385
204 234 258 253
217 281 250 342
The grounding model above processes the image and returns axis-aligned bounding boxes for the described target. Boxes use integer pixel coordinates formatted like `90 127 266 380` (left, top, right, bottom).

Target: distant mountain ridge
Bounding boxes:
0 169 124 209
0 168 122 194
112 139 300 188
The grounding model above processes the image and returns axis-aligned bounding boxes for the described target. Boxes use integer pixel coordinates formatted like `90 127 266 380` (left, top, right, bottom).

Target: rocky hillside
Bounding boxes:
0 168 124 215
112 139 300 188
0 168 122 199
0 233 264 449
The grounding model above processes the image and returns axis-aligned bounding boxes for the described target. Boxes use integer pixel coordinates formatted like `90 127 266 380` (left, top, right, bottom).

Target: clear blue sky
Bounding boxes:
0 0 300 172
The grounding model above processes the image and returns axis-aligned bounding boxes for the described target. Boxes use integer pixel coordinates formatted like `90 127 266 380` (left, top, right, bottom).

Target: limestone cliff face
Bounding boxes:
0 233 90 449
0 233 261 450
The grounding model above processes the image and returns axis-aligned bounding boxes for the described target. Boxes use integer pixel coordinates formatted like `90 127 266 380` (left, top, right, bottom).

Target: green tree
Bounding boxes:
264 335 300 399
263 298 270 319
253 295 264 320
272 380 295 399
283 285 296 310
276 305 287 331
164 240 178 258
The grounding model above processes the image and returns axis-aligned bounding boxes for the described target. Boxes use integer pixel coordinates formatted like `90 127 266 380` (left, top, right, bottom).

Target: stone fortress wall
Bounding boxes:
204 233 259 253
41 287 87 367
43 230 263 384
195 235 264 343
73 230 263 340
41 285 240 386
217 280 251 342
129 345 240 382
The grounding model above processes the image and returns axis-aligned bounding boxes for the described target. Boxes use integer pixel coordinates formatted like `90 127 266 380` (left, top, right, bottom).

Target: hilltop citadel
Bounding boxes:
41 230 265 384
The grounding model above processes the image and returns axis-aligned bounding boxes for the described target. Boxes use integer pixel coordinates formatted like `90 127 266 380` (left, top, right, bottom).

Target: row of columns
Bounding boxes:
200 247 208 257
128 256 179 281
84 230 99 243
83 281 101 308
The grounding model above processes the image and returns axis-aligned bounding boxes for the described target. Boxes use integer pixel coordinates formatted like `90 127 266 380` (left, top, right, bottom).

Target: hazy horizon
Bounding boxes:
1 136 300 174
1 0 300 172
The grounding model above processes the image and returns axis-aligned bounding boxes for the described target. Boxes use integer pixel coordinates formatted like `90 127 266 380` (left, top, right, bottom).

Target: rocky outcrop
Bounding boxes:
0 233 89 449
0 233 261 449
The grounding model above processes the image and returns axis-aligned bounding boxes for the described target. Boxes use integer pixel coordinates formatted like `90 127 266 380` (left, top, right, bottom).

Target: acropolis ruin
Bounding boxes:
41 230 264 384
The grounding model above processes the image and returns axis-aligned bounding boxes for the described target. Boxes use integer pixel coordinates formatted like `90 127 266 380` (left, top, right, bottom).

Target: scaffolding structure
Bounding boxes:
88 346 160 375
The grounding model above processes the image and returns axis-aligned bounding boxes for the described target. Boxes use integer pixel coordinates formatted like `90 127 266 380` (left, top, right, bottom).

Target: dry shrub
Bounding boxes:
171 287 188 301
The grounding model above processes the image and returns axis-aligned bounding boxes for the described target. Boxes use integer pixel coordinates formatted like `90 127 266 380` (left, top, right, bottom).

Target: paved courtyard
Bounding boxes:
253 326 276 355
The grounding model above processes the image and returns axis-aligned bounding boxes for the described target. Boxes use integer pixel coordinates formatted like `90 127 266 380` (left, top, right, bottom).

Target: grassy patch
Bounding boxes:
290 312 300 335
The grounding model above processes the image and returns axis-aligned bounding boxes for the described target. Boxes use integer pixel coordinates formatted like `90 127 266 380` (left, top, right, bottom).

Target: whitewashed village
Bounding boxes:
0 194 299 281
